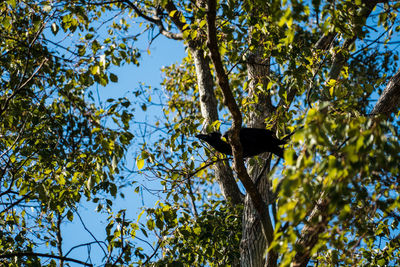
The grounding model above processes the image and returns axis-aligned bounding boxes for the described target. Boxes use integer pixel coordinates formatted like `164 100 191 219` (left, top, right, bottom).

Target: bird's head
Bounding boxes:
196 131 232 156
195 132 222 143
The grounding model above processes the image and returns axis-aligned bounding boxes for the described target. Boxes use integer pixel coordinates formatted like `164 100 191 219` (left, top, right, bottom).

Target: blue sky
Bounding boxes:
60 35 186 266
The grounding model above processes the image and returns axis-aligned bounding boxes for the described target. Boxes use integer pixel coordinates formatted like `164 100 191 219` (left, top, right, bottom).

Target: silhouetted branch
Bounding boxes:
143 241 161 265
0 252 93 267
0 58 48 117
65 241 107 257
72 207 107 257
122 0 183 40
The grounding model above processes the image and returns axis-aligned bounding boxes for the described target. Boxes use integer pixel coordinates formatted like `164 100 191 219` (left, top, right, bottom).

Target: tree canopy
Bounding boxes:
1 0 400 266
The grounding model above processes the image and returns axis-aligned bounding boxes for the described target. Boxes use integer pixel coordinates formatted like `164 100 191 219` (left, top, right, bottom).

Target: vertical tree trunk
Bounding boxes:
190 47 243 205
241 47 277 266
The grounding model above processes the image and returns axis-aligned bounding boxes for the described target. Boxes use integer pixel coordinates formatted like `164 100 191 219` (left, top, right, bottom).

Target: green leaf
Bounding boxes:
327 79 336 87
193 226 201 235
199 19 206 28
7 0 16 8
67 210 74 222
136 156 144 170
109 73 118 83
91 65 99 75
169 10 177 17
147 219 155 230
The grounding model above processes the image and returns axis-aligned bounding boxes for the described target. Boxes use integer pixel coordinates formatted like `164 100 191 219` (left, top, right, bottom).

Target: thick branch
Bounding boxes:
188 0 243 205
371 69 400 116
206 0 274 245
328 1 379 81
328 37 356 81
163 1 188 33
191 48 243 204
56 214 64 267
292 197 330 267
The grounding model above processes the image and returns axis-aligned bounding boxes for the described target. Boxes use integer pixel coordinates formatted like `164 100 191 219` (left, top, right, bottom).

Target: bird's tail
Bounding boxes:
275 147 284 158
280 126 304 144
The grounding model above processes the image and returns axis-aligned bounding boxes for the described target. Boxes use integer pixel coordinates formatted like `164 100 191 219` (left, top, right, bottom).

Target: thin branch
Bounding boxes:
351 27 390 58
87 0 184 39
185 158 230 181
111 211 129 266
65 241 107 257
72 207 108 257
186 176 199 218
0 116 28 159
0 252 93 267
0 192 33 214
0 58 48 117
122 0 183 40
143 241 161 265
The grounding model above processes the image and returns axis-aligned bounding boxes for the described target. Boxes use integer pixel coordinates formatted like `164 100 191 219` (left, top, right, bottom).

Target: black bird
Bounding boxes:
196 128 287 158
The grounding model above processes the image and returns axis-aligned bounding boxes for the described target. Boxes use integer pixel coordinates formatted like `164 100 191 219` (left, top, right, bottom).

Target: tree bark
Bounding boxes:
328 1 379 81
162 0 244 205
371 69 400 116
292 196 330 267
191 47 243 205
241 46 277 267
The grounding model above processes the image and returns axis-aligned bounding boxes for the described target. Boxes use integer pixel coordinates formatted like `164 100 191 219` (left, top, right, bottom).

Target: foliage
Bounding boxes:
276 107 400 265
0 0 137 265
144 201 242 266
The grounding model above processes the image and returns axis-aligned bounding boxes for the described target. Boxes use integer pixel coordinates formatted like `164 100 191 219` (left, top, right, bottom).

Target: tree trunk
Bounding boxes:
190 47 243 205
241 46 276 267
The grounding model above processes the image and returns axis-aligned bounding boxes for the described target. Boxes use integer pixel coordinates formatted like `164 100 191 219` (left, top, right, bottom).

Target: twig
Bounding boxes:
0 252 93 267
72 207 107 257
122 0 183 40
65 241 107 257
0 58 48 116
143 241 161 265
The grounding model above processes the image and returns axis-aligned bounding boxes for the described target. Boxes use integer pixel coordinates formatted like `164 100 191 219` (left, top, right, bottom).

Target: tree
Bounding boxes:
0 1 137 266
1 0 400 266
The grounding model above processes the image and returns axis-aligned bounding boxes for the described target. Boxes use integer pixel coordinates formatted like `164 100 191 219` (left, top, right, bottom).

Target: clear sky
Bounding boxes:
60 35 186 266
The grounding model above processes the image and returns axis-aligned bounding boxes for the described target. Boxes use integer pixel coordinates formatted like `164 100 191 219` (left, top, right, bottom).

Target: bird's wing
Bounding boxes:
240 128 284 157
240 128 279 143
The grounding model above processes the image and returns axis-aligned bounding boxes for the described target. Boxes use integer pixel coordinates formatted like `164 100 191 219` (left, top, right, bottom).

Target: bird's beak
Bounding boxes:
195 134 207 141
